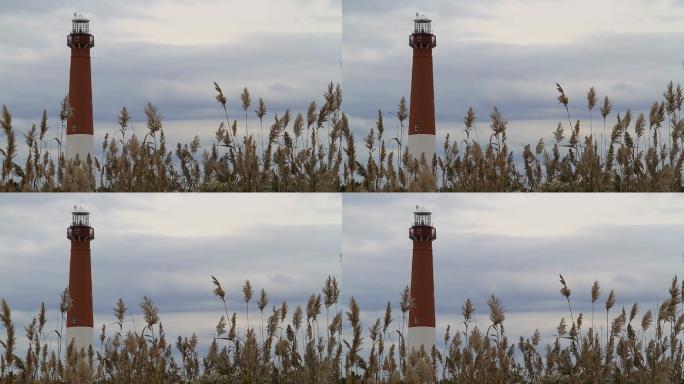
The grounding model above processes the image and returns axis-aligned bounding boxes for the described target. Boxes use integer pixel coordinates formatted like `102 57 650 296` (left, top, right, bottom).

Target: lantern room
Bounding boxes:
68 13 95 48
413 14 432 35
68 207 94 240
409 206 437 241
409 13 436 49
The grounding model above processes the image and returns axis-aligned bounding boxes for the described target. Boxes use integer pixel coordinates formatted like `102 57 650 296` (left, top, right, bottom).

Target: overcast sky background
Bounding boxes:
343 0 684 157
0 194 341 352
0 0 341 158
3 0 683 162
343 194 684 352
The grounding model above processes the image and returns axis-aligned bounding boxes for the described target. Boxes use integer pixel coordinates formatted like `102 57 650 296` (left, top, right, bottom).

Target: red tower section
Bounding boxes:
66 14 95 160
66 208 95 351
407 14 437 162
408 207 437 352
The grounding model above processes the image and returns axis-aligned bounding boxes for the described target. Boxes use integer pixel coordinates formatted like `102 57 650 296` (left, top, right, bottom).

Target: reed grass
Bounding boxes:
1 81 683 191
3 275 684 383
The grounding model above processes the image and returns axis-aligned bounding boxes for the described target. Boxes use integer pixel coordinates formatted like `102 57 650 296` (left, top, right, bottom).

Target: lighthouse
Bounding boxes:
66 207 95 353
407 14 437 163
66 14 95 161
408 206 436 353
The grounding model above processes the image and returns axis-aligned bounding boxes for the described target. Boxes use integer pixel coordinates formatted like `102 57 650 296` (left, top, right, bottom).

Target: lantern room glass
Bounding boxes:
413 212 432 227
72 20 89 34
72 212 90 227
414 20 431 34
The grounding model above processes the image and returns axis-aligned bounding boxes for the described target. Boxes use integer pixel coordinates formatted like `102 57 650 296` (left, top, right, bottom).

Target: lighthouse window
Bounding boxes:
72 124 77 133
72 316 77 324
414 123 420 132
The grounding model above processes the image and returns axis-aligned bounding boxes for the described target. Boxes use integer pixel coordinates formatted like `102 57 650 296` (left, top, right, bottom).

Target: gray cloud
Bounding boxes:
2 32 340 122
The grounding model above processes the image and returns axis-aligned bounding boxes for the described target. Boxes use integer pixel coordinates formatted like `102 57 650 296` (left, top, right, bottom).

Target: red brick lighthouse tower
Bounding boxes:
66 207 95 352
408 206 436 353
66 14 95 161
408 13 437 163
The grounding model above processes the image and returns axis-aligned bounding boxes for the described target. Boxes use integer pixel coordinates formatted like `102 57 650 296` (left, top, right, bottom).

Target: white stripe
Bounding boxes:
407 134 435 163
66 134 94 161
408 326 435 354
66 326 94 353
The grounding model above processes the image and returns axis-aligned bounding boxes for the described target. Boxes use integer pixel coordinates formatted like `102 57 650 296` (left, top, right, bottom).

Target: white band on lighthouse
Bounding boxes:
66 134 94 161
408 326 436 354
408 134 436 163
67 326 94 353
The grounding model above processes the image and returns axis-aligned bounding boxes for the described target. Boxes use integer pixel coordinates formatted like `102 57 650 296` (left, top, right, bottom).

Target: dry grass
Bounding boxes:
2 275 684 383
0 276 343 383
1 81 683 191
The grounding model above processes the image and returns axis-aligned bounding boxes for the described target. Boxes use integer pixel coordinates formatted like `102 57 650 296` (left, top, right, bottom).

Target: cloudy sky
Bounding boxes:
0 194 341 352
3 0 683 162
343 193 684 351
0 0 341 157
343 0 684 156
